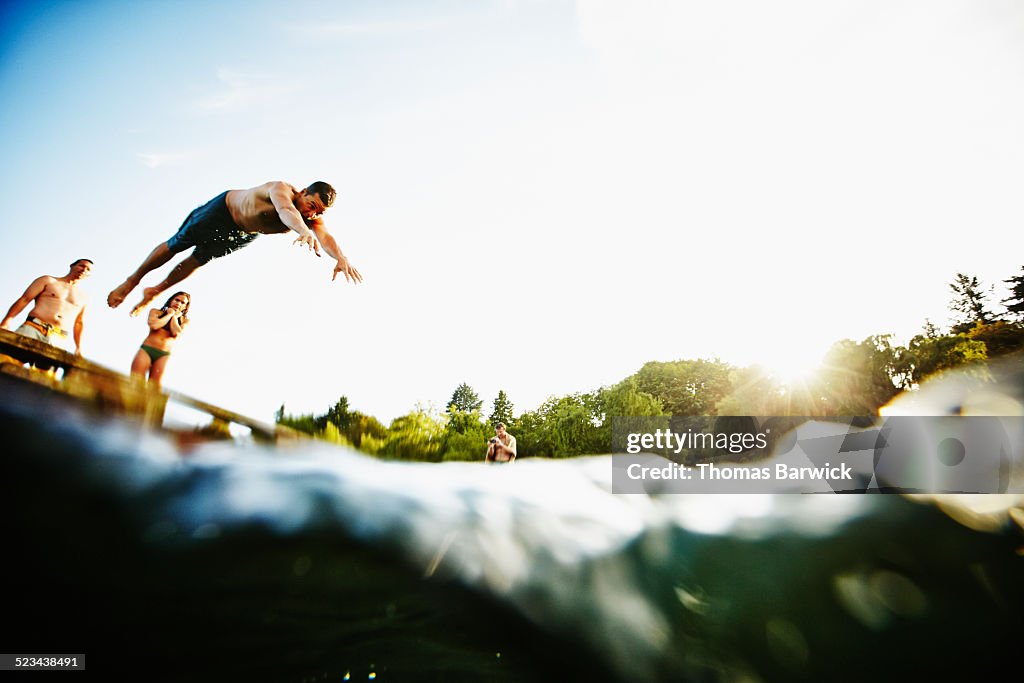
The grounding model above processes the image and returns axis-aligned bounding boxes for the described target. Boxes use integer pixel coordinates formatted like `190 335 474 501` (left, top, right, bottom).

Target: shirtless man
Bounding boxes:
107 180 363 316
485 422 517 463
2 258 92 355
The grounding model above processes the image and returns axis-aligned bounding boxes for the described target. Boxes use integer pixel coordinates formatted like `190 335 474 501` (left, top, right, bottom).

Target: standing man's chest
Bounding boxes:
41 281 79 305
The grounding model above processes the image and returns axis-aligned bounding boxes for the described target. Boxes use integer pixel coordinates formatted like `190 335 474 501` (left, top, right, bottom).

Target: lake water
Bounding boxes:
2 375 1022 682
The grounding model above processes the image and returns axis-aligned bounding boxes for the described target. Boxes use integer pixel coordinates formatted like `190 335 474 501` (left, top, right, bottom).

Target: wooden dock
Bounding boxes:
0 328 297 444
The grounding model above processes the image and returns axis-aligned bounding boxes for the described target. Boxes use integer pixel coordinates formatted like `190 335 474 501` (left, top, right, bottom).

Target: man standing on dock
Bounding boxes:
106 180 362 316
1 258 93 355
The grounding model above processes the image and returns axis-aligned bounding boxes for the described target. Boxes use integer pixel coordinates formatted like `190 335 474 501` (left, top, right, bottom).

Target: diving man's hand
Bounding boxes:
293 231 321 256
333 256 363 284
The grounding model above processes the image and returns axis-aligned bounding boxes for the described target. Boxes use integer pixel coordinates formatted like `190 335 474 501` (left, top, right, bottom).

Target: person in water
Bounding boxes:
131 291 190 388
485 422 517 463
107 180 362 316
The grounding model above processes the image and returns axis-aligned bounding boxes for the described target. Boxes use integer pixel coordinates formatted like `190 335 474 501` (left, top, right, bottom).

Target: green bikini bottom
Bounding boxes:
141 345 171 362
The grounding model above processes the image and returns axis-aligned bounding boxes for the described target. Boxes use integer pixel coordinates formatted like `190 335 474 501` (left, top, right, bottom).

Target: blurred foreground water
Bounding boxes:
2 359 1023 682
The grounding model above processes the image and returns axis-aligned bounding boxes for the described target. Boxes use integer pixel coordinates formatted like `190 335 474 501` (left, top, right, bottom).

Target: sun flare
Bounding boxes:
761 349 825 387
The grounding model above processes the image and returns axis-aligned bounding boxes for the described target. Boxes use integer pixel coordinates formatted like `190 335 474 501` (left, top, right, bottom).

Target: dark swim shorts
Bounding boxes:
165 191 260 265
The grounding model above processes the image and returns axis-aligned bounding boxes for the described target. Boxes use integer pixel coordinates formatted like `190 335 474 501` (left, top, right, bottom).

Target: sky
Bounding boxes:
1 0 1022 427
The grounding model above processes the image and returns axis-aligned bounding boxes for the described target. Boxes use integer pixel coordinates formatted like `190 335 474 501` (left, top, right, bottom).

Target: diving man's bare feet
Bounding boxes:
130 287 162 317
107 280 138 308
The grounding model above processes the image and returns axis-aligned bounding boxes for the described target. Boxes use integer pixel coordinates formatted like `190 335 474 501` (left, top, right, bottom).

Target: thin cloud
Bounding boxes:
136 151 187 169
195 67 303 113
286 17 451 38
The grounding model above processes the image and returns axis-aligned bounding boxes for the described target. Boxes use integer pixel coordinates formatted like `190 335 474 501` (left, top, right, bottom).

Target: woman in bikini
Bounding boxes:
130 291 190 388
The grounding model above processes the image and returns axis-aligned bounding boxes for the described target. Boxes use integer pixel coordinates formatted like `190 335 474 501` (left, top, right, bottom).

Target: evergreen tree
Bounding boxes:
1003 266 1024 320
447 383 483 413
325 396 352 430
949 273 994 332
488 390 515 427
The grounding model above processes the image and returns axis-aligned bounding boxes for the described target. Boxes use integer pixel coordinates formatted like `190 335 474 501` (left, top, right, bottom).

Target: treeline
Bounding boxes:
277 268 1024 460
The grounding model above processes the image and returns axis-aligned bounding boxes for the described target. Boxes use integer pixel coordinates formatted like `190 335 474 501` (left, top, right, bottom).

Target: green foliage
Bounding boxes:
325 396 351 431
319 422 351 446
965 320 1024 358
1003 266 1024 320
511 409 545 457
274 405 319 436
591 379 665 447
440 429 492 462
444 405 484 435
629 358 734 415
898 332 990 386
378 406 444 461
488 390 515 428
271 266 1024 459
438 404 492 461
809 336 904 415
274 397 386 451
715 367 789 415
347 412 388 447
515 392 603 458
949 273 994 332
596 379 666 418
447 383 483 413
441 384 496 460
359 433 386 455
